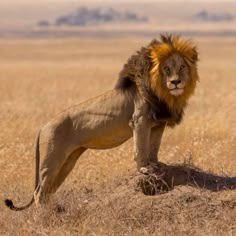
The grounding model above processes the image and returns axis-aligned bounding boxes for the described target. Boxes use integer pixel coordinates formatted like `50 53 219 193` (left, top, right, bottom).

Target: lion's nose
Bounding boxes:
170 79 181 86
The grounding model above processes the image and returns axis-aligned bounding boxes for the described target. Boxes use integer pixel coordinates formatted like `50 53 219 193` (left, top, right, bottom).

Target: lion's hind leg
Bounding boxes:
51 147 86 194
34 146 86 205
34 141 68 205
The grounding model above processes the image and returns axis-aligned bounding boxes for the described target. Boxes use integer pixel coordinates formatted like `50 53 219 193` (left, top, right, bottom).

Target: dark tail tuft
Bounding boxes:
4 197 34 211
5 199 15 209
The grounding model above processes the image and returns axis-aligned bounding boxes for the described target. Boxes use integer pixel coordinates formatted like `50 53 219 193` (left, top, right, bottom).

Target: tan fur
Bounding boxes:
5 34 199 210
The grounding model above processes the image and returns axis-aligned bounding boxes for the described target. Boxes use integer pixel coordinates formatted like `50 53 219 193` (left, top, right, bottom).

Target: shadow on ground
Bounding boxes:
138 162 236 195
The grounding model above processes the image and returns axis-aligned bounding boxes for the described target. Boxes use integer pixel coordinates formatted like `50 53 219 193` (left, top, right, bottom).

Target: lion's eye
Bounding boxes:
180 65 186 72
164 66 170 74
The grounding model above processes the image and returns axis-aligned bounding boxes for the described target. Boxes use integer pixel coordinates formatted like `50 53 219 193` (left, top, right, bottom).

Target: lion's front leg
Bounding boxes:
149 124 166 165
130 112 152 173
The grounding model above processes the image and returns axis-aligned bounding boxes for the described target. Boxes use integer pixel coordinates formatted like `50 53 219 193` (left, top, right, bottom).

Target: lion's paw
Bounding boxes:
139 165 158 175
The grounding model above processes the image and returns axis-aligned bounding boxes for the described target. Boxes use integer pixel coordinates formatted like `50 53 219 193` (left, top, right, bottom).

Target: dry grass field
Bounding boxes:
0 36 235 235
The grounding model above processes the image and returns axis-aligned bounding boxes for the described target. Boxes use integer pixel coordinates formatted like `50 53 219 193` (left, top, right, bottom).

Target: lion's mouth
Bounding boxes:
170 88 184 96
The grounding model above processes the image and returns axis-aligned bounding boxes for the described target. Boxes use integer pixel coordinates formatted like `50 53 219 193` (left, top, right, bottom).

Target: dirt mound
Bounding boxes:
56 164 236 235
137 162 236 195
5 163 235 236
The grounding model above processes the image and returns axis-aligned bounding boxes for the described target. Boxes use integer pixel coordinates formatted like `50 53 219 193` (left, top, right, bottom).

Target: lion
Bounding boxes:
5 34 199 211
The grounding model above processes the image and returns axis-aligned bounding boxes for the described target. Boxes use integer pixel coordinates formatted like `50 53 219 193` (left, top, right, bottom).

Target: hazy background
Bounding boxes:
0 0 235 37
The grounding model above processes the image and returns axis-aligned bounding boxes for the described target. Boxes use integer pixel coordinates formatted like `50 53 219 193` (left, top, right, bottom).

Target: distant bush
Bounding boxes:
193 10 235 22
37 7 148 27
37 20 50 27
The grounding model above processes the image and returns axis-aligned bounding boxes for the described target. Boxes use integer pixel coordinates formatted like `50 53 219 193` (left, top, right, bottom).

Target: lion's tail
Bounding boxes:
5 129 41 211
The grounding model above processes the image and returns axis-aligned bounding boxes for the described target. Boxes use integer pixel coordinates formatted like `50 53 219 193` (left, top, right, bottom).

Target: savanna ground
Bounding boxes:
0 36 235 235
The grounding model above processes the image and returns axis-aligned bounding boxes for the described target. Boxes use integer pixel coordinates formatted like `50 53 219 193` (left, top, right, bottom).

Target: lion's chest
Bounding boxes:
151 102 183 127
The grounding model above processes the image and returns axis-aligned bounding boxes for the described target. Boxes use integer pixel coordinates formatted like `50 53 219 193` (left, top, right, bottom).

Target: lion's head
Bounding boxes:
149 35 199 112
116 34 199 117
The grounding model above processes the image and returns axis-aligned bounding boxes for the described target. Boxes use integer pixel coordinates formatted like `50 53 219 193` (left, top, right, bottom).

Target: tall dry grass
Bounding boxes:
0 36 235 235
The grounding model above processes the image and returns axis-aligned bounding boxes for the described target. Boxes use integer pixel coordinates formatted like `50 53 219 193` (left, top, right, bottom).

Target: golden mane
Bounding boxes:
116 34 199 124
149 34 199 113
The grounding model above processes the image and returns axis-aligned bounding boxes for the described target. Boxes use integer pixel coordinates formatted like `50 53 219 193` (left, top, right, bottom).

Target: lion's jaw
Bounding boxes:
169 88 184 96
